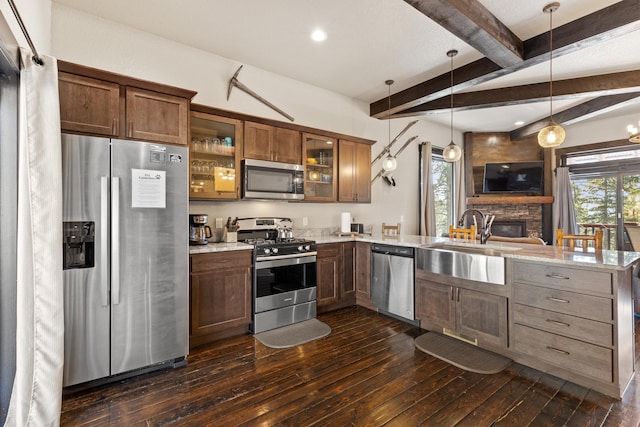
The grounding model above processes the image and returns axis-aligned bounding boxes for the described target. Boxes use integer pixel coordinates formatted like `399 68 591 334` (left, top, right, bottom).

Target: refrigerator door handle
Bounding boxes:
100 176 109 307
111 176 120 305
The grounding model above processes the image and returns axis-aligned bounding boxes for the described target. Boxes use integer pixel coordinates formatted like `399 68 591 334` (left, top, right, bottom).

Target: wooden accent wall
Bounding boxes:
463 132 554 242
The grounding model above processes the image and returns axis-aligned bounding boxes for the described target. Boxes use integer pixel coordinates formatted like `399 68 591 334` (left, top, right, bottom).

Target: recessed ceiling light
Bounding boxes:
514 120 525 126
311 29 327 42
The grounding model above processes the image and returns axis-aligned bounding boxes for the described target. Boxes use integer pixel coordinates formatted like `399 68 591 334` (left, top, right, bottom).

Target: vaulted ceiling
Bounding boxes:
52 0 640 137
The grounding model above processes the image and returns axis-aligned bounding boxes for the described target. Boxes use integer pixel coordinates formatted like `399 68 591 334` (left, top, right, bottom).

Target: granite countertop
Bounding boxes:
190 233 640 270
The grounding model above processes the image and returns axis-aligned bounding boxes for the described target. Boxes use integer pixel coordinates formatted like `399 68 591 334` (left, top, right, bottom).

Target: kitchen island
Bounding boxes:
190 233 640 398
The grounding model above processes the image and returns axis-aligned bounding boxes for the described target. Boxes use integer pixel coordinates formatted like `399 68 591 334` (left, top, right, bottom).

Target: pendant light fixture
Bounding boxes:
627 121 640 143
538 2 566 148
382 79 398 171
443 49 462 162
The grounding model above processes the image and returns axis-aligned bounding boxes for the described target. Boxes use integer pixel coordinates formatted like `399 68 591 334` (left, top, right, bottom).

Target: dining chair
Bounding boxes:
625 224 640 251
556 228 603 250
448 224 477 241
382 223 401 236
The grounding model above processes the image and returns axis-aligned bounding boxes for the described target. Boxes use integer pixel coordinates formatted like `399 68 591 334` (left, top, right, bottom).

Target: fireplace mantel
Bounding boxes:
466 196 554 205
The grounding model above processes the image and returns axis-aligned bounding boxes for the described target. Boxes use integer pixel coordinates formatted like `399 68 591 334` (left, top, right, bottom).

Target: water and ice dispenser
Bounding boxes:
63 221 95 270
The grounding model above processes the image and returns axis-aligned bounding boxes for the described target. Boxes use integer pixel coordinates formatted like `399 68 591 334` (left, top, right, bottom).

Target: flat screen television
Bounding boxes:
483 161 544 194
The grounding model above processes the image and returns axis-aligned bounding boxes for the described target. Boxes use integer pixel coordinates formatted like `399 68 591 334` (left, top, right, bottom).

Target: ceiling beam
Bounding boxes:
371 0 640 118
404 0 524 68
510 92 640 140
389 70 640 117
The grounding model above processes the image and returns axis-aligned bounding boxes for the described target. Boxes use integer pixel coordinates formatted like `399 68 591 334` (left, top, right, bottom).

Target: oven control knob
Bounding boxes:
297 245 304 252
304 245 311 251
263 248 271 255
272 248 279 254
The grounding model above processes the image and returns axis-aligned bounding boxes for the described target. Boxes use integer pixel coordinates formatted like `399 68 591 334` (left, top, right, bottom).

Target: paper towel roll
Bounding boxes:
341 212 351 233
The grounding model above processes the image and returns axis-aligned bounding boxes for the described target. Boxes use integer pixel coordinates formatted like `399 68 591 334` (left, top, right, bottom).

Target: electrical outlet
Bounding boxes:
215 217 223 228
302 216 308 226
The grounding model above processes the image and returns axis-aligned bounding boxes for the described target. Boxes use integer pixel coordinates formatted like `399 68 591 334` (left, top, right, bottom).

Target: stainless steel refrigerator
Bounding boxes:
62 134 188 387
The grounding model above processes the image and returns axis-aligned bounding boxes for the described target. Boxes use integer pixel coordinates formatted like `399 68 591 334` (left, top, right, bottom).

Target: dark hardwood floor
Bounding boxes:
61 306 640 426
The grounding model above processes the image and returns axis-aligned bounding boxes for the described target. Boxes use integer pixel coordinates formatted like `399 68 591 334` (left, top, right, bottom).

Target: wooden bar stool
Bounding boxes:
382 223 401 236
556 229 603 250
448 224 477 241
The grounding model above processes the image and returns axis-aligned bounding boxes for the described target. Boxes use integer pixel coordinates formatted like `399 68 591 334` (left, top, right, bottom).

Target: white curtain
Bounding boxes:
454 150 466 224
420 142 436 236
5 49 63 427
553 166 578 241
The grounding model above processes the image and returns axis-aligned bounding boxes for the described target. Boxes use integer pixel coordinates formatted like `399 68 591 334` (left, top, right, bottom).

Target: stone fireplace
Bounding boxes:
475 203 543 238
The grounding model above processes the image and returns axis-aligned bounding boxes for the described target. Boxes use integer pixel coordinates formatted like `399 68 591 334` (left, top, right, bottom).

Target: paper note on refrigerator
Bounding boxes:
131 169 166 208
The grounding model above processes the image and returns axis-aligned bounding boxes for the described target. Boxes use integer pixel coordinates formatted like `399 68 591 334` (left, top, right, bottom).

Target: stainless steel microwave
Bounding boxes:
242 159 304 200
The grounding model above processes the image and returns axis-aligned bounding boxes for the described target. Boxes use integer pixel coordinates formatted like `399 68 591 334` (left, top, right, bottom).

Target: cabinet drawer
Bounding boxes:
514 283 612 322
513 261 612 295
513 324 613 383
191 250 253 273
514 304 612 347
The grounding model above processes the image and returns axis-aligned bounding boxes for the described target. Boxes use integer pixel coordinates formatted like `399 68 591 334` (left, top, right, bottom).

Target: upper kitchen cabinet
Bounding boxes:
303 133 337 202
189 112 243 199
244 121 302 164
57 60 196 145
338 139 371 203
124 87 189 145
59 73 120 136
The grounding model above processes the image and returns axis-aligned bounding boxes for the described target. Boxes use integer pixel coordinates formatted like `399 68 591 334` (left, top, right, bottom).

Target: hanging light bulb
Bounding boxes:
443 49 462 162
382 79 398 172
538 2 566 148
627 122 640 143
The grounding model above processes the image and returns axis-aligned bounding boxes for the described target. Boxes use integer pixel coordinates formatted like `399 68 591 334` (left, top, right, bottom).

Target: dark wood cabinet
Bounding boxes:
58 61 195 146
355 242 374 310
316 242 357 313
338 139 371 203
189 112 243 199
59 72 120 136
416 277 508 349
244 121 301 164
125 87 189 145
189 250 252 348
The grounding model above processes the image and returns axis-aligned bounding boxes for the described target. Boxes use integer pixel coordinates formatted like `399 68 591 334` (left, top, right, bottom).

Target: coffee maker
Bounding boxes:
189 214 212 245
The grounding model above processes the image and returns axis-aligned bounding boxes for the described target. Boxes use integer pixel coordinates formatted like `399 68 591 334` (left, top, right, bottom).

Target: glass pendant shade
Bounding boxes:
382 155 397 171
443 141 462 162
538 120 565 148
628 123 640 143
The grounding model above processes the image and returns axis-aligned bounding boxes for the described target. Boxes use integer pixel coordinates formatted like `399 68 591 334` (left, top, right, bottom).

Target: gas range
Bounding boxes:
236 217 316 258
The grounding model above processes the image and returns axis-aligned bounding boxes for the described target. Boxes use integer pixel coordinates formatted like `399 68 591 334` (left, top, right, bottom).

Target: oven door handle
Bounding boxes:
256 253 317 269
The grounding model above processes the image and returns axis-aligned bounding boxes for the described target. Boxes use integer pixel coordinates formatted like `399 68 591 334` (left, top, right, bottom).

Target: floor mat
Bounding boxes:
254 318 331 349
414 332 512 374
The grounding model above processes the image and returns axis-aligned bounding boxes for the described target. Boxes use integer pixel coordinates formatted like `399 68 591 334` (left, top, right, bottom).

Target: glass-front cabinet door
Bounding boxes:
189 112 243 200
303 133 337 202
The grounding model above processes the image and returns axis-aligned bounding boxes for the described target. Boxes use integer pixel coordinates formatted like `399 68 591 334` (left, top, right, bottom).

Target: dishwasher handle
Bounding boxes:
371 244 414 258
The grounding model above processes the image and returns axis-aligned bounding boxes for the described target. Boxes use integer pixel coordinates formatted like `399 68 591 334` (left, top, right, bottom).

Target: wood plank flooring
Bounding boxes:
61 306 640 426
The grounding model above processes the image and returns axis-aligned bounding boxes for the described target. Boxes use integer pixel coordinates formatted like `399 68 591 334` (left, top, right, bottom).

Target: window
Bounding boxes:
432 151 454 237
563 146 640 250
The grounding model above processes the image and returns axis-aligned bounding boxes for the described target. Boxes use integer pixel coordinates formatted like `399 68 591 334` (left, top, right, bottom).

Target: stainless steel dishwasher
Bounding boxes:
371 244 415 322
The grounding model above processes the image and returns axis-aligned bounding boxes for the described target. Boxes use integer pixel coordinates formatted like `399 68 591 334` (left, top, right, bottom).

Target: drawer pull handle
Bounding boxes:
284 298 293 302
546 274 570 280
546 319 571 327
546 346 570 356
546 296 570 303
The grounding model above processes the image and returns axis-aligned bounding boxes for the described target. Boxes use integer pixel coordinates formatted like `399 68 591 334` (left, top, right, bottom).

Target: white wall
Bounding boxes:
0 0 52 60
51 4 455 234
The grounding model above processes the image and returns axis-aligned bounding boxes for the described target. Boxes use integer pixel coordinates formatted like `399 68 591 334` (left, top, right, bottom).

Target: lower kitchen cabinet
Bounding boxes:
355 242 373 309
416 276 508 349
317 242 356 313
189 250 252 348
508 258 633 398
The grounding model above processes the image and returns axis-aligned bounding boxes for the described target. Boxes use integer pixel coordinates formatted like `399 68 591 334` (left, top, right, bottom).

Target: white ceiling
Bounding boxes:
52 0 640 133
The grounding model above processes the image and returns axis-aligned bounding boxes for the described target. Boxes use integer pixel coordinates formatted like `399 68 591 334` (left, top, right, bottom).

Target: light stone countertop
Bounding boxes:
190 233 640 270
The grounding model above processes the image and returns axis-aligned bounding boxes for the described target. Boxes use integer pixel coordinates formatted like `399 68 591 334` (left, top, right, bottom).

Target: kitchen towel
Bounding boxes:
341 212 351 233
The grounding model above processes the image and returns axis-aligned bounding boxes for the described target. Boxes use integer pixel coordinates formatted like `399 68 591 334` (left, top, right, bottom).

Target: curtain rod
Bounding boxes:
7 0 44 65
